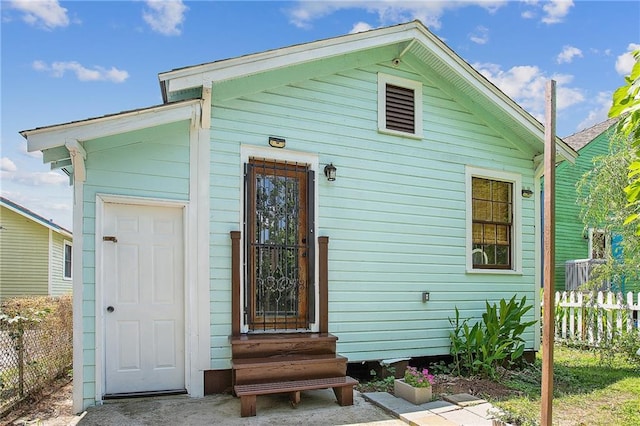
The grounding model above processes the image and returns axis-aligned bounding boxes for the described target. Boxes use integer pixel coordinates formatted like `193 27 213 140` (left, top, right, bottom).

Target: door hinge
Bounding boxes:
103 236 118 243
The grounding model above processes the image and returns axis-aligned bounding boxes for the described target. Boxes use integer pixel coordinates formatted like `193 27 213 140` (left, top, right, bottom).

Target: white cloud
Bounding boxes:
521 0 573 24
575 91 613 133
287 1 506 30
1 157 17 172
143 0 188 36
13 171 68 186
556 45 582 64
33 60 129 83
521 10 535 19
469 26 489 45
9 0 69 30
474 62 584 121
350 21 374 34
616 43 640 76
542 0 573 24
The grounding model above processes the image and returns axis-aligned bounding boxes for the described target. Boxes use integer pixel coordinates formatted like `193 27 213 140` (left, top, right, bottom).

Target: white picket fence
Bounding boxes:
554 291 640 345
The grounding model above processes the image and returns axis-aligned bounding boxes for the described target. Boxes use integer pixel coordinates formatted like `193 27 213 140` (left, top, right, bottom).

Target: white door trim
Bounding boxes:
95 194 192 401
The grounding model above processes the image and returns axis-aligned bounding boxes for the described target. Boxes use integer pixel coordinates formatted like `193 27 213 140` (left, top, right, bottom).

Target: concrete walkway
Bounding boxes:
71 389 504 426
364 392 505 426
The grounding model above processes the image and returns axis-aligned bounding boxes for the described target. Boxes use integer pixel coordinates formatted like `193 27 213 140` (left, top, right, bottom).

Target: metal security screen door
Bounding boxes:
245 159 315 331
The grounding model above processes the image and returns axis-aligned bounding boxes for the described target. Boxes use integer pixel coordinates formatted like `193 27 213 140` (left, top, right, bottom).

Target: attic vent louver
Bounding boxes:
385 84 415 133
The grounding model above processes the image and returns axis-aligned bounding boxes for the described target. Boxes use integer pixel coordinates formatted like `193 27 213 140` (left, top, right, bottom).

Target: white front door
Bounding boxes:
103 202 185 395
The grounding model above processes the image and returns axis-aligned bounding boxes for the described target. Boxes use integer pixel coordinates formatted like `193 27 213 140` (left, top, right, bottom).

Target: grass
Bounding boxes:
495 345 640 426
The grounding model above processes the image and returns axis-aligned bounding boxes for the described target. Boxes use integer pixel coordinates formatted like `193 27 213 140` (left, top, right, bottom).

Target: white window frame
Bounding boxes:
377 73 423 139
63 240 72 280
465 166 522 274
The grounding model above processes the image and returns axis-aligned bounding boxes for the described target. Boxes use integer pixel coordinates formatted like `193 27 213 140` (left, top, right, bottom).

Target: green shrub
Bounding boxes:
449 295 537 378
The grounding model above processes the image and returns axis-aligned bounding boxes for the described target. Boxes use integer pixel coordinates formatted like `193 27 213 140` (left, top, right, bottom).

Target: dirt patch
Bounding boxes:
1 376 75 426
432 374 519 401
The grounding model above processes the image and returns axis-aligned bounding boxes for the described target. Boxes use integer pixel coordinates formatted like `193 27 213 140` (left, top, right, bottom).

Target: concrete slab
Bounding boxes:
442 393 487 407
439 407 494 426
420 400 460 414
465 402 503 419
350 421 407 426
400 411 458 426
77 389 396 426
363 392 425 416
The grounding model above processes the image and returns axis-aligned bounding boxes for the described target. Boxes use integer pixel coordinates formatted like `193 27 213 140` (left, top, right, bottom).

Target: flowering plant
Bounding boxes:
403 366 435 388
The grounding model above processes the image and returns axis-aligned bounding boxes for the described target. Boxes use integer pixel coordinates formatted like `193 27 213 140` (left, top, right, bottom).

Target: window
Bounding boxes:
378 73 423 138
63 241 72 280
466 167 521 273
589 229 607 259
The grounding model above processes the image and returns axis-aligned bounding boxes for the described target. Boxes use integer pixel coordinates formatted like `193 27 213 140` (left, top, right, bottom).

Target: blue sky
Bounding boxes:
1 1 639 231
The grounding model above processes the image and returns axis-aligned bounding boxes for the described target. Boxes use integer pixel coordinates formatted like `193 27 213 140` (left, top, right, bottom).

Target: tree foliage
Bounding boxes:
609 49 640 235
577 134 640 288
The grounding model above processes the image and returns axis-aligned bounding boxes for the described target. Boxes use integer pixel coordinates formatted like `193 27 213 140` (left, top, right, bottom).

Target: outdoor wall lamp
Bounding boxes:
268 136 286 148
324 163 337 181
521 188 534 198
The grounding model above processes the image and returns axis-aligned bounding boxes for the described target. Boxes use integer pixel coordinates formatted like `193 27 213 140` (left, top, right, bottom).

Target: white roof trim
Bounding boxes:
159 25 414 94
22 100 200 152
159 21 576 163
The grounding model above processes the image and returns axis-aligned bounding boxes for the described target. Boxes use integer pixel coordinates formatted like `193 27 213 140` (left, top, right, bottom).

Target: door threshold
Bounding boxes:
104 389 187 400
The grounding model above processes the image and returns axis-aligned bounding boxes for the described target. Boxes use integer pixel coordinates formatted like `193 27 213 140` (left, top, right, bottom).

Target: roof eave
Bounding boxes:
21 99 200 152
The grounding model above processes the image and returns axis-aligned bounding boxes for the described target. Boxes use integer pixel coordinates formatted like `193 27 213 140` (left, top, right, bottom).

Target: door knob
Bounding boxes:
107 306 115 313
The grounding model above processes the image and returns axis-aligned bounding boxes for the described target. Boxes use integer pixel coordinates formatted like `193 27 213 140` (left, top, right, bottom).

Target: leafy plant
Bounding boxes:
356 367 396 393
609 49 640 235
576 133 640 288
449 296 537 378
403 366 434 388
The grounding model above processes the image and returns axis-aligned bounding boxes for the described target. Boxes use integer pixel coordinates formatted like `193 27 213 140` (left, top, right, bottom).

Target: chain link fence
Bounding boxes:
0 295 72 416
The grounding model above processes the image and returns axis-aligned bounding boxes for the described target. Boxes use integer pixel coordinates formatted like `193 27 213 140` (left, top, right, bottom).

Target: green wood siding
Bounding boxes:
209 63 538 365
554 128 640 292
0 206 49 301
554 128 613 291
79 120 191 408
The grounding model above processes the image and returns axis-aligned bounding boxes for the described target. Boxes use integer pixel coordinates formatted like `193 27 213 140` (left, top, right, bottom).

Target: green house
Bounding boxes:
21 21 576 412
0 196 72 302
556 118 638 292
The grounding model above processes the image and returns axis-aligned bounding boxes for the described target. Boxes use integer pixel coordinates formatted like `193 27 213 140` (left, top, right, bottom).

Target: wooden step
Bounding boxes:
230 333 338 359
234 376 359 417
232 354 347 385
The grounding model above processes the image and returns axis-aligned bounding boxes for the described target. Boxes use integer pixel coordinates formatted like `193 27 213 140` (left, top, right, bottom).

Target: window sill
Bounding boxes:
377 128 423 140
466 268 523 276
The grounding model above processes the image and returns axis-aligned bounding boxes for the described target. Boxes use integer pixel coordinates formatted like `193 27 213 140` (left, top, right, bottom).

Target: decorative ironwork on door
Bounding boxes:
245 159 314 331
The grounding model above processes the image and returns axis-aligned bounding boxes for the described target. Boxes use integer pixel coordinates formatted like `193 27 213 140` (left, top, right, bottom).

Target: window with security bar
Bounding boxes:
244 159 315 331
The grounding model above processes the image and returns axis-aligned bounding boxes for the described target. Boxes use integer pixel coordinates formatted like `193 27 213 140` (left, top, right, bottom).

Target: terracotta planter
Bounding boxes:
394 379 432 405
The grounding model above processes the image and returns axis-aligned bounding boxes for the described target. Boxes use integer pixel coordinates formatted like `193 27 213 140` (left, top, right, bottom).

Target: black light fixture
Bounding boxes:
521 188 534 198
324 163 337 181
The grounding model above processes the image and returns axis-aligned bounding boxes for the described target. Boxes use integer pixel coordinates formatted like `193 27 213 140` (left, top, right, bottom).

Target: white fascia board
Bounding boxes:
409 24 578 164
159 23 419 94
23 100 200 152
